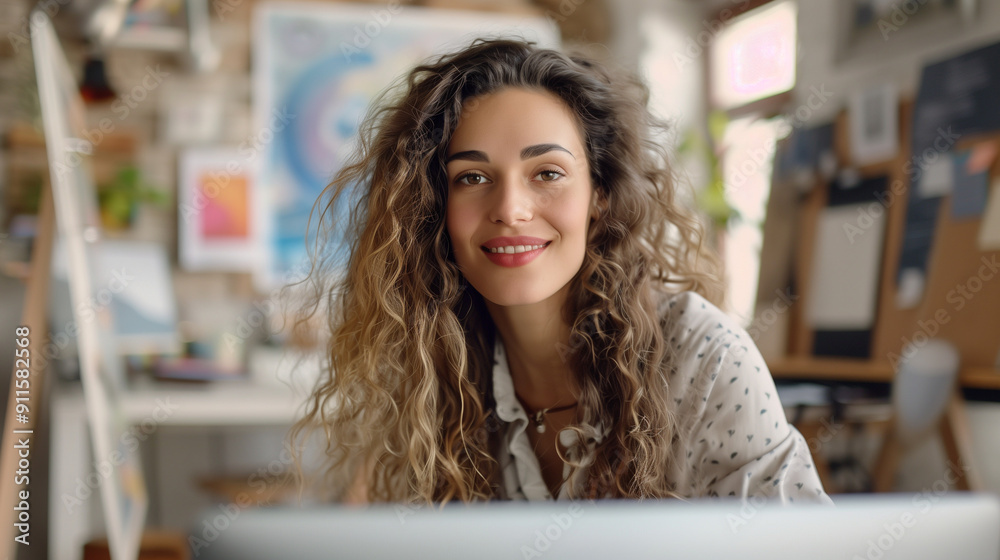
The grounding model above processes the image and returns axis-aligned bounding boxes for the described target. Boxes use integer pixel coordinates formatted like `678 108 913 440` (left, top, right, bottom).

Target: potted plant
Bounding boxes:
678 110 741 252
98 164 169 230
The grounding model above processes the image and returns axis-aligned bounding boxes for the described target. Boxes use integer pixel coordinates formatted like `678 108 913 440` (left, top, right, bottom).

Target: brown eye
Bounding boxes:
457 172 488 186
535 170 564 181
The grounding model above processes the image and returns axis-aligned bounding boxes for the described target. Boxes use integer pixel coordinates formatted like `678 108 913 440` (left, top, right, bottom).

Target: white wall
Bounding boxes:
794 0 1000 124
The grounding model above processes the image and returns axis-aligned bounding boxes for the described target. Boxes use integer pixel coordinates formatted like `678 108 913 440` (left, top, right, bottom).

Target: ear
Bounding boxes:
590 191 608 221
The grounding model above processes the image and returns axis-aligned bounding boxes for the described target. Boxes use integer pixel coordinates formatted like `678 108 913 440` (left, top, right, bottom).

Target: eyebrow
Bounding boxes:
445 143 575 164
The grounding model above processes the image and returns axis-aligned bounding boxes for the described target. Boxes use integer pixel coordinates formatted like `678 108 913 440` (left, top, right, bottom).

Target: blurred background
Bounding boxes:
1 0 999 558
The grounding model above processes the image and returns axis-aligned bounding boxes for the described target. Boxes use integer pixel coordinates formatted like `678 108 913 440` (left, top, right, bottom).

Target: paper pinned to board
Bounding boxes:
951 150 990 220
806 204 886 330
918 153 954 198
895 268 926 310
978 179 1000 251
848 82 900 166
967 141 998 174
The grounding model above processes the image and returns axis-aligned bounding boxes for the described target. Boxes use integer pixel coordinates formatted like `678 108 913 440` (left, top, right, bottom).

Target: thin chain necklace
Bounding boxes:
515 391 578 434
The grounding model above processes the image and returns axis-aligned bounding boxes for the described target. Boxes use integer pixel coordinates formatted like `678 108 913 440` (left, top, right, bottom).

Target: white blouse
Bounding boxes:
491 291 833 504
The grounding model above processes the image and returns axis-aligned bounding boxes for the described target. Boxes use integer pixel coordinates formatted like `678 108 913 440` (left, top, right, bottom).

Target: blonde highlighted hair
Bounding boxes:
291 38 724 503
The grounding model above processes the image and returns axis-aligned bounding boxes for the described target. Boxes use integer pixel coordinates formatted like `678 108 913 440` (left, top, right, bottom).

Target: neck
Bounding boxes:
486 284 579 411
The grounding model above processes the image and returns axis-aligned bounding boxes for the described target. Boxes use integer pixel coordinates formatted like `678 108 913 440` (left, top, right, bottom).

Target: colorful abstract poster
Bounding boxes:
200 174 250 238
179 148 260 271
253 2 559 290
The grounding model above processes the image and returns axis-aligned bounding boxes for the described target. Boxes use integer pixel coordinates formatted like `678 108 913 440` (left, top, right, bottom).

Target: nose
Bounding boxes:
488 174 533 225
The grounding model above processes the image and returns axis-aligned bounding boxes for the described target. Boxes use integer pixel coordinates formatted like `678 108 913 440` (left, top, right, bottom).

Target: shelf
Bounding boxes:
960 367 1000 391
768 356 1000 390
112 26 186 52
0 261 31 280
768 356 894 383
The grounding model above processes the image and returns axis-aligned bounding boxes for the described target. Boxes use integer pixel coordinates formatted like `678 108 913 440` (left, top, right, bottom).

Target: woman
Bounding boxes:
292 38 830 505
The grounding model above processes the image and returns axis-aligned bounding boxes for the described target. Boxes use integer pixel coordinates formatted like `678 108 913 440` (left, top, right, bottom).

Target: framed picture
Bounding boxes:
848 82 899 166
179 148 262 271
252 1 560 290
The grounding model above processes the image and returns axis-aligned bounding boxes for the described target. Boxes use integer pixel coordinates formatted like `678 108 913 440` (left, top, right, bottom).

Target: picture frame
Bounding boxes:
178 147 262 272
848 82 899 166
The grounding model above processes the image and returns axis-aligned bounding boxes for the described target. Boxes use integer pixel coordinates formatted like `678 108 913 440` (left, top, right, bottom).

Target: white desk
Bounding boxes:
49 351 318 560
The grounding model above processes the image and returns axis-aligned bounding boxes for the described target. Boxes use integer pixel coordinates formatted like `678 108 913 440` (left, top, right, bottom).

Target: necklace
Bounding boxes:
515 392 578 434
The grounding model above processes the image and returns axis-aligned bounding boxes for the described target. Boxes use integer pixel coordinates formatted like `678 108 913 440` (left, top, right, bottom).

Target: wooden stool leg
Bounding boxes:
939 392 983 491
872 420 902 493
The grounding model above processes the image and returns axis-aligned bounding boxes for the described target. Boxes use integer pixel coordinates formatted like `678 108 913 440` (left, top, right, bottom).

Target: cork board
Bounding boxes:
782 98 1000 372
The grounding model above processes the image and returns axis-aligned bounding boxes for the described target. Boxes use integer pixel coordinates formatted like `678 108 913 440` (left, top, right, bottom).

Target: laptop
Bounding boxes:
193 492 1000 559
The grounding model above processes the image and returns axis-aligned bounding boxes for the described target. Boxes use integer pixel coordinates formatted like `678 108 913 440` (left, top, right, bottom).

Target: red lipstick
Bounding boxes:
481 236 550 267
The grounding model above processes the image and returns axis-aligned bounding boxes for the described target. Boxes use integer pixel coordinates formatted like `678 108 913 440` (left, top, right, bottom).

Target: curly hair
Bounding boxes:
290 38 725 504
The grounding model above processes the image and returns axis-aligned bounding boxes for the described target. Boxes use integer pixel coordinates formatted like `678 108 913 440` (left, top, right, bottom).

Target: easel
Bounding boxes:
0 181 54 558
762 98 997 492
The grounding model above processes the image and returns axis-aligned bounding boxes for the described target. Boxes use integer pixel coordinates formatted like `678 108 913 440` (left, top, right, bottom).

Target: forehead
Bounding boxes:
447 87 587 155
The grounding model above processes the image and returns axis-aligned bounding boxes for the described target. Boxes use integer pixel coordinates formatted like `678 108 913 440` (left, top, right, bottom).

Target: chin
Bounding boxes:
473 280 564 308
479 289 544 307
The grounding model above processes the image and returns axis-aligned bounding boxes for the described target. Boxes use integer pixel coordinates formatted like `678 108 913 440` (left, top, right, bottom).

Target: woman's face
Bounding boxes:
445 87 597 307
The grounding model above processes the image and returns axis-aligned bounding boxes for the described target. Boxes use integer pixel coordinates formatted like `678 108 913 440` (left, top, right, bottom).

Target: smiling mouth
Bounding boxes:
481 242 551 254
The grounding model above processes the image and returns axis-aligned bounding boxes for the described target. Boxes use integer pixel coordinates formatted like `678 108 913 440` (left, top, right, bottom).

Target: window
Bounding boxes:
710 0 797 325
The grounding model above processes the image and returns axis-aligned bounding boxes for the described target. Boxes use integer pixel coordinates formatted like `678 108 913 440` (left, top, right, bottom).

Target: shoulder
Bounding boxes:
656 291 749 361
656 291 773 432
653 292 832 503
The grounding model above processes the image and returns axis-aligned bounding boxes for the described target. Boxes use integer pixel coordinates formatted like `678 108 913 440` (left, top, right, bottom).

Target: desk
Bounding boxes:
769 357 1000 390
49 351 317 560
767 356 990 492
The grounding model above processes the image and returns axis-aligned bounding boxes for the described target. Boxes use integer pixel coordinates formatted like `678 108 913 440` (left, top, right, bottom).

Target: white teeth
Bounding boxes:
488 244 546 254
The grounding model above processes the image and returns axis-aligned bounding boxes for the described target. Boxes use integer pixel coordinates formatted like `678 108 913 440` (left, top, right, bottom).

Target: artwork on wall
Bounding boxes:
848 82 899 166
179 148 261 271
252 1 560 290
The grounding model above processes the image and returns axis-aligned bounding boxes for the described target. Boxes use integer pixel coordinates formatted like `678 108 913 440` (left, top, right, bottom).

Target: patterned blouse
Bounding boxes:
492 291 833 504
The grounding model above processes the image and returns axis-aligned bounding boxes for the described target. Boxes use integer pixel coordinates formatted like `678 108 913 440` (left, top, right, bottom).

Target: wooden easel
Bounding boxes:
0 181 54 558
